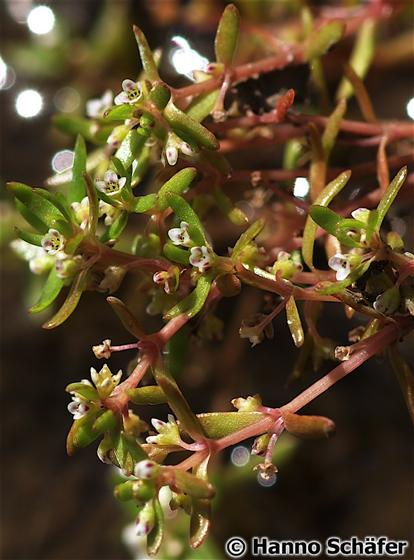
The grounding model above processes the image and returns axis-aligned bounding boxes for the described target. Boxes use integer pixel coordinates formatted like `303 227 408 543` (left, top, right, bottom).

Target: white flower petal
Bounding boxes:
114 91 129 105
122 79 137 92
104 170 118 183
166 146 178 166
118 176 127 188
86 99 102 118
95 180 106 193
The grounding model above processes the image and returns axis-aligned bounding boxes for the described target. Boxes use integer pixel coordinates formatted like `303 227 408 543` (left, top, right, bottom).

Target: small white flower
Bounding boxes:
146 415 180 446
71 196 90 229
180 141 194 157
86 89 113 118
163 132 195 166
168 221 191 247
92 339 112 360
96 170 127 196
328 253 352 281
90 364 122 398
166 145 178 166
189 246 212 272
41 228 66 256
98 200 118 226
11 239 54 275
67 396 89 420
134 460 159 480
114 79 142 105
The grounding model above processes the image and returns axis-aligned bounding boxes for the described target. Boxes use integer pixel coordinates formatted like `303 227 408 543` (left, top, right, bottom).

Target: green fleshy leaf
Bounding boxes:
15 228 43 246
167 327 189 380
101 211 129 242
186 89 220 123
29 267 64 314
302 170 351 269
336 19 376 100
65 382 99 402
111 156 127 179
164 274 212 320
309 205 364 248
158 167 198 211
133 25 160 82
189 457 211 549
163 242 190 265
196 411 266 439
375 166 408 231
214 3 240 66
322 99 347 160
107 296 146 339
213 187 248 226
15 199 48 234
36 190 74 224
232 219 265 259
93 410 119 434
165 192 206 246
147 498 164 556
132 194 158 213
164 103 219 151
285 296 304 347
103 104 134 122
148 82 171 110
172 470 215 500
114 431 147 475
53 115 96 142
305 20 345 59
126 386 167 405
69 135 87 203
8 182 68 230
152 364 206 441
42 269 89 329
66 410 102 454
115 129 146 169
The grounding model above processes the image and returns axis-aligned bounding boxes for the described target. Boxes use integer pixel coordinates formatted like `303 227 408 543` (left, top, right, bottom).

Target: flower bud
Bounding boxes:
135 501 155 536
373 286 400 315
251 433 271 456
134 460 160 480
231 394 262 412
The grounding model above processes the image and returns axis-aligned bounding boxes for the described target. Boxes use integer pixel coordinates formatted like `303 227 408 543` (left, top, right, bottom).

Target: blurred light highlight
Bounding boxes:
407 97 414 120
170 36 208 80
15 89 43 118
27 5 55 35
293 177 310 198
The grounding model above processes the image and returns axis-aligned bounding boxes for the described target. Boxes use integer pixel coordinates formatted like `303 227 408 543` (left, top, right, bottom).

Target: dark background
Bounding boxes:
1 1 413 559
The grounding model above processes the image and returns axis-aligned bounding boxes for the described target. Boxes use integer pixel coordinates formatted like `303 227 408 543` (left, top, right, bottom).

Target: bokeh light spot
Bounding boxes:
51 150 74 173
406 97 414 120
231 446 250 467
27 5 55 35
15 89 43 118
293 177 310 198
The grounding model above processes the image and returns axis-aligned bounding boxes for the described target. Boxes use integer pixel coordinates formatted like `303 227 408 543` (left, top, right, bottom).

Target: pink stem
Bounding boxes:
171 450 209 471
281 322 403 414
110 343 138 352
